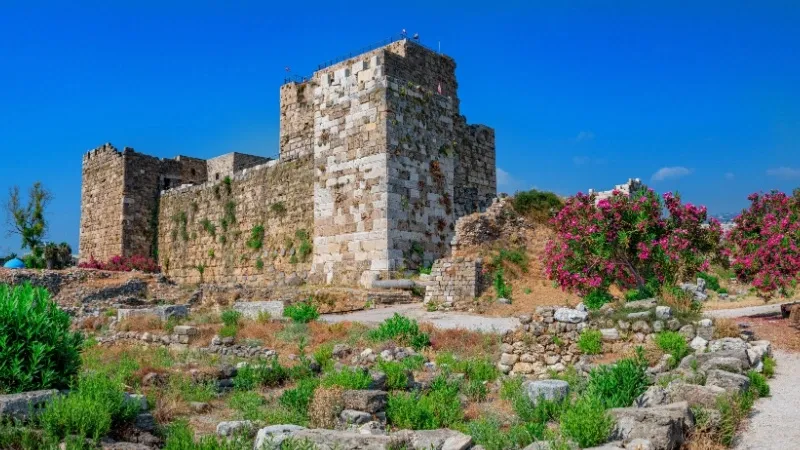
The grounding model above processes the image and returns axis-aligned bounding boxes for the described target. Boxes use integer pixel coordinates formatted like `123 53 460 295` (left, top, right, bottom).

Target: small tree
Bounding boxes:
5 182 52 268
726 190 800 297
544 188 721 300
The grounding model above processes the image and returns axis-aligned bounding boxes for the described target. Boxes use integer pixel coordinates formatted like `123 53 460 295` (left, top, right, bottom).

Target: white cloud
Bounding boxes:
573 131 595 142
651 166 692 182
497 168 528 193
766 167 800 179
724 172 735 180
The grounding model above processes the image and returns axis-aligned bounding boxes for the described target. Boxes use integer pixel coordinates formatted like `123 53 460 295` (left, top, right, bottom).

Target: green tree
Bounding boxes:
5 182 51 268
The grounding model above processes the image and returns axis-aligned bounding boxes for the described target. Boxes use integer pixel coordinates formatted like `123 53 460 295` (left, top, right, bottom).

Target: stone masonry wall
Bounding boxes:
386 79 457 269
423 258 482 307
207 153 271 182
122 151 170 259
310 47 392 285
157 156 314 285
454 124 496 217
279 83 315 161
80 144 126 261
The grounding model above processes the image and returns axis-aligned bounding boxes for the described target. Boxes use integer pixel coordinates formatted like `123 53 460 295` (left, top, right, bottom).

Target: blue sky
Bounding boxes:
1 1 798 255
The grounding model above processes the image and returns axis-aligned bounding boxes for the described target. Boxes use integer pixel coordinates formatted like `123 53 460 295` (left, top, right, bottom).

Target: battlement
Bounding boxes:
79 37 496 287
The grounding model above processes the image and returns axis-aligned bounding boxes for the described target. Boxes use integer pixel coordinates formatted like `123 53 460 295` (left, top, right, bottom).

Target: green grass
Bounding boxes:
559 395 614 448
164 420 252 449
279 378 319 422
577 329 603 355
386 375 462 430
368 314 430 350
655 331 690 367
233 358 288 390
320 367 371 390
283 301 320 324
583 289 613 310
227 391 265 421
748 371 770 397
584 348 649 409
763 356 776 378
376 359 411 390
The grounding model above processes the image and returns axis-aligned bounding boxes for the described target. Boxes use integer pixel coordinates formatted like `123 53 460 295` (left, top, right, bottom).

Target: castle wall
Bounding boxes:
310 49 391 285
79 144 126 262
157 156 314 285
279 83 315 161
207 153 271 182
121 150 166 259
454 123 497 217
385 78 457 270
176 156 208 186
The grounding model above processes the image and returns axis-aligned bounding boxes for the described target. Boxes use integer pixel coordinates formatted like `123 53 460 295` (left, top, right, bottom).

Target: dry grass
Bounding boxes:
685 431 727 450
737 316 800 351
713 318 741 339
426 326 501 359
152 395 189 423
308 387 343 429
77 315 108 331
118 313 165 333
704 295 787 311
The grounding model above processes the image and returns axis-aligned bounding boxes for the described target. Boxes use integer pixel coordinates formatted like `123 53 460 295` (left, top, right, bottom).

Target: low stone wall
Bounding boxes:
422 258 483 307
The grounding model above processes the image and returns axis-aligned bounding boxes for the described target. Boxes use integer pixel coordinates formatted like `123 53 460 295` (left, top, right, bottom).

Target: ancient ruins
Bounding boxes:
79 38 496 288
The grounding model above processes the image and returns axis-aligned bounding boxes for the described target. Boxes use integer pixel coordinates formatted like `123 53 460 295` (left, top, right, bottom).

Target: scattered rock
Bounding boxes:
554 308 588 323
609 401 694 450
636 386 668 408
706 369 750 394
655 306 672 320
342 390 388 414
678 325 695 340
699 357 745 374
216 420 253 437
601 328 621 341
689 336 708 352
626 298 658 309
0 390 57 421
523 380 570 405
189 402 211 413
340 409 372 425
253 425 306 450
666 382 726 409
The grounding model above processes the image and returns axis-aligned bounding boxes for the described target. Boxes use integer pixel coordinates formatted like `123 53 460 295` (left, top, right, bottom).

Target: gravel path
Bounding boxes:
705 304 782 319
321 303 519 334
735 350 800 449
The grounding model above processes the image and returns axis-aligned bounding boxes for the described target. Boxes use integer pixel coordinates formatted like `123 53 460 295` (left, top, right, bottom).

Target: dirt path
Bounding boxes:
705 304 782 319
734 349 800 449
320 303 519 334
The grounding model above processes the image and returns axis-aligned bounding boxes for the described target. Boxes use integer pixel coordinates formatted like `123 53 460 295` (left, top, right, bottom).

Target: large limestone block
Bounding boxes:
609 401 694 450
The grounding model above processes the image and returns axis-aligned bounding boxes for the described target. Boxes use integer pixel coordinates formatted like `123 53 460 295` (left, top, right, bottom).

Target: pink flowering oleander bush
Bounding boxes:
544 188 722 305
726 190 800 297
78 255 160 273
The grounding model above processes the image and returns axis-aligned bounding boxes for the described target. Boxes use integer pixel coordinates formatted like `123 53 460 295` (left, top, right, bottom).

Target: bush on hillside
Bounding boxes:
726 190 800 297
544 189 722 296
0 284 83 393
512 189 564 224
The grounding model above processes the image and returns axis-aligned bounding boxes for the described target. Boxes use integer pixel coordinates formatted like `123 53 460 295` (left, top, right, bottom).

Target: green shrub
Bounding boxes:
465 417 535 450
233 358 288 390
387 375 462 430
559 395 614 448
512 189 563 223
655 331 690 367
585 348 649 408
493 268 512 300
492 248 529 270
312 344 334 372
748 371 770 397
698 272 721 291
39 373 139 442
0 284 83 393
218 324 237 338
463 379 488 402
578 329 604 355
716 392 755 447
583 289 613 310
283 301 320 324
377 360 411 390
368 314 430 350
763 356 776 378
227 391 265 421
436 353 499 383
220 309 242 327
164 420 252 449
321 367 371 390
280 378 319 420
246 225 265 250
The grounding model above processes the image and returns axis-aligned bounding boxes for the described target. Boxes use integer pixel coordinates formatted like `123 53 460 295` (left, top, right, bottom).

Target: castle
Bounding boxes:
79 38 496 287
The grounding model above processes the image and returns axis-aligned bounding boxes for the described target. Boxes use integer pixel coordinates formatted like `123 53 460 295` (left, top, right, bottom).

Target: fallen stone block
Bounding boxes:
609 401 694 450
554 308 588 323
253 424 306 450
523 379 569 405
666 382 726 409
342 390 388 414
0 389 57 421
699 357 744 374
233 301 284 320
216 420 253 437
706 369 750 394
